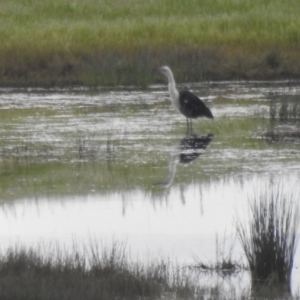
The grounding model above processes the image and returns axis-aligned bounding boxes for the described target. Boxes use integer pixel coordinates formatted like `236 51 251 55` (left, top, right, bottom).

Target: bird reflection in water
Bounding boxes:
156 133 213 188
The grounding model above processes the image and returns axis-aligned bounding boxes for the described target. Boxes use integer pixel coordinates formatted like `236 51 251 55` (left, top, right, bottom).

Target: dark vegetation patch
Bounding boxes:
1 47 300 88
264 128 300 143
0 245 195 300
194 258 247 278
236 186 299 295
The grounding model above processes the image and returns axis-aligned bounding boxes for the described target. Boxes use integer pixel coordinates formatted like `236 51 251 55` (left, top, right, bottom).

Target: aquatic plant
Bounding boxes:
236 186 299 294
194 232 247 278
269 99 300 121
266 97 300 143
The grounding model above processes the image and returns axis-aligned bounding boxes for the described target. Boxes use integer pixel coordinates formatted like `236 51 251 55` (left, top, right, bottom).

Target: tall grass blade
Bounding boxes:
236 186 299 294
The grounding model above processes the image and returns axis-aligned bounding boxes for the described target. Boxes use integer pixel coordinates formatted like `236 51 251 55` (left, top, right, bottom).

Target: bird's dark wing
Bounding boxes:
179 90 213 119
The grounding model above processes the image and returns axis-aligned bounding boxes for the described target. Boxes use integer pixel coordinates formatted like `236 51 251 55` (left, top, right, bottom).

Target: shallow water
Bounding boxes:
1 81 300 293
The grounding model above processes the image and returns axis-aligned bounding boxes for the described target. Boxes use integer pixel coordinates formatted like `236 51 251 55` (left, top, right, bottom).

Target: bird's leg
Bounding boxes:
186 118 189 135
186 118 193 135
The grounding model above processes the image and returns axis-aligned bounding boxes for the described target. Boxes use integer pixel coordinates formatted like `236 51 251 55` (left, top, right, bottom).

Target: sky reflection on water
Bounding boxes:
1 175 299 292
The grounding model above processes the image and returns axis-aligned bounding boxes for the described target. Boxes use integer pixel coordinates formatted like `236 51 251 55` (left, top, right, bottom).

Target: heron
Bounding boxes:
159 66 213 130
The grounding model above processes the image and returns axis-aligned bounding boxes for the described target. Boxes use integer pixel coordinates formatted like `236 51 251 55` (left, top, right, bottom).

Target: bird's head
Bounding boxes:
158 66 172 77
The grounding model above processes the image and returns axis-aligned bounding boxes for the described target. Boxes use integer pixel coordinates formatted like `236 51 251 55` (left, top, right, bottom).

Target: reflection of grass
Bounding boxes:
236 186 299 294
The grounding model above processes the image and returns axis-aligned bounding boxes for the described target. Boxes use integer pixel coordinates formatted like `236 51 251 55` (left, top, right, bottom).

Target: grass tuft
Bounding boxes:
236 185 299 294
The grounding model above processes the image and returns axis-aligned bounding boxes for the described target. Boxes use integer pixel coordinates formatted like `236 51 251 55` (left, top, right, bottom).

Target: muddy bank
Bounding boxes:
1 46 300 88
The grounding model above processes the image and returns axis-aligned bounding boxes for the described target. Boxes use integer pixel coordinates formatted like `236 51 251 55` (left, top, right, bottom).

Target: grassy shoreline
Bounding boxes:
1 0 300 87
0 243 249 300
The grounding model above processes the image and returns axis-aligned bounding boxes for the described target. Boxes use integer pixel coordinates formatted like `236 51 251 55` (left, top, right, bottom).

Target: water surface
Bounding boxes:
1 81 300 292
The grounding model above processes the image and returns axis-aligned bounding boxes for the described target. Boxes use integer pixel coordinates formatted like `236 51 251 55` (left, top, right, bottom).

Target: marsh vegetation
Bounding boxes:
265 96 300 142
237 187 299 295
0 244 201 300
1 0 300 86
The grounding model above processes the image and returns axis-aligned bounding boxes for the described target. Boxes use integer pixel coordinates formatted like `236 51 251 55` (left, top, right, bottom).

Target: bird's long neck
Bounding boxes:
166 72 180 111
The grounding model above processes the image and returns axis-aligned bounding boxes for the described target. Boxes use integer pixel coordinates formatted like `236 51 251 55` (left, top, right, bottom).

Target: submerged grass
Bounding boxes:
236 186 300 294
0 114 269 201
1 0 300 86
264 97 300 142
269 98 300 121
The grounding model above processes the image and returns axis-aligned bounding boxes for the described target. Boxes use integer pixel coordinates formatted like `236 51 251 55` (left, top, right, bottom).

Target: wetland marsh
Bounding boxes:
1 81 300 297
1 0 300 86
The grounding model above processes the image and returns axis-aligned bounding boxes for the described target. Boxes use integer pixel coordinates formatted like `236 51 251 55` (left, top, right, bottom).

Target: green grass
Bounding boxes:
0 115 270 201
0 107 288 202
2 0 300 49
1 0 300 86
